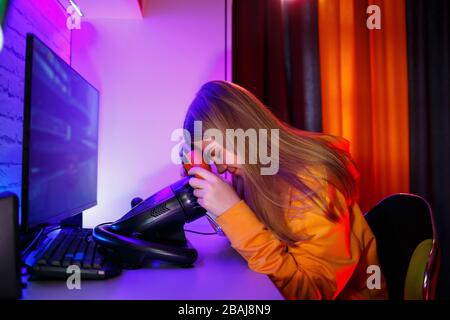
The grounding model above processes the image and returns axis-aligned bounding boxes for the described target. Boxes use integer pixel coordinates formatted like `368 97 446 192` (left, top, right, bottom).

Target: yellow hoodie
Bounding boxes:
216 143 388 300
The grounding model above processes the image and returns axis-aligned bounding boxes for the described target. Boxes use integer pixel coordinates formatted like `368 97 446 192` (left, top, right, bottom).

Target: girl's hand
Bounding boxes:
188 167 241 217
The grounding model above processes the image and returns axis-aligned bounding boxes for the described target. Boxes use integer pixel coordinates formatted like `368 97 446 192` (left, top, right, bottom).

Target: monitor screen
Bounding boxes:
22 34 99 230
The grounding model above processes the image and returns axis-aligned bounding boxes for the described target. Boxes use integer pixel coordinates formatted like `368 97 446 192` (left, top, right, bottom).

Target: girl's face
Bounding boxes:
202 139 243 176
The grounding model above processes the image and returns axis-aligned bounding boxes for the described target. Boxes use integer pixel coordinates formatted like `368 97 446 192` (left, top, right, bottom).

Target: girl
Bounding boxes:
184 80 388 300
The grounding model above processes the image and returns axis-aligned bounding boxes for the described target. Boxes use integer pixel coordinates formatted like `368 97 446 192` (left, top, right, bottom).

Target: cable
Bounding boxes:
22 222 216 259
20 227 45 259
20 225 65 258
42 225 62 236
184 229 217 236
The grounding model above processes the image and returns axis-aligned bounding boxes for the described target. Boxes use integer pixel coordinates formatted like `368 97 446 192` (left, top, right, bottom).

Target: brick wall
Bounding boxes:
0 0 71 212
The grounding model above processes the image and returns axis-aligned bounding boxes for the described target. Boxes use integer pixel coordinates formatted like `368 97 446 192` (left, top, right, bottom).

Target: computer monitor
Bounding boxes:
22 34 100 231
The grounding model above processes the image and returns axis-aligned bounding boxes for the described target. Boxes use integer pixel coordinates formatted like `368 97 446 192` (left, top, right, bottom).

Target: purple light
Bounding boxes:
71 0 231 228
0 26 4 51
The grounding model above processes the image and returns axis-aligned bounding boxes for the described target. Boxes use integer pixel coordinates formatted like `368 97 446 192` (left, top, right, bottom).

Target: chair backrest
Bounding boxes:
364 193 439 300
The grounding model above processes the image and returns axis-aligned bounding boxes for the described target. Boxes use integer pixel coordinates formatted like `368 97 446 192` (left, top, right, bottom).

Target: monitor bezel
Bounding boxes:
21 34 100 232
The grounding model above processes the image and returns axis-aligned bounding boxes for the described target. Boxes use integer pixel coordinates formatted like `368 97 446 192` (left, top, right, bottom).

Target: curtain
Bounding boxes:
317 0 410 212
232 0 322 131
232 0 448 298
406 0 450 299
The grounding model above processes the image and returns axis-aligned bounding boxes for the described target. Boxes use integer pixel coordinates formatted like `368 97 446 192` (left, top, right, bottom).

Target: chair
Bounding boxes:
364 193 440 300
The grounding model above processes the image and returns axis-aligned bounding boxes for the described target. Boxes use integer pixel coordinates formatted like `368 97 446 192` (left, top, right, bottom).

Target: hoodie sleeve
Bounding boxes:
215 179 366 300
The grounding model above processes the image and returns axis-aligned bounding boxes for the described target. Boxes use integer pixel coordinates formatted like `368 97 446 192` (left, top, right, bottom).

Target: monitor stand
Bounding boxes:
60 212 83 228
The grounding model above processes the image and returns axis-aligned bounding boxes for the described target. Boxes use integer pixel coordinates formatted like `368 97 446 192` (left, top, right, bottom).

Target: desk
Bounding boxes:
22 217 284 300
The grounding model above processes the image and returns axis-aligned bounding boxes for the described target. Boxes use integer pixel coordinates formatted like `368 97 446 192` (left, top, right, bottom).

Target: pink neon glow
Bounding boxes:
71 0 230 227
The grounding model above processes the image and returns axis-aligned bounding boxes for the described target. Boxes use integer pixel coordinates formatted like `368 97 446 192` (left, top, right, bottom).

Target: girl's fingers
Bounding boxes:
188 167 217 182
189 177 208 189
197 198 206 209
193 188 205 198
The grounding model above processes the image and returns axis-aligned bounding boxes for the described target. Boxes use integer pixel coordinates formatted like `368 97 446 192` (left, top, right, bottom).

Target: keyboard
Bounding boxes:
28 227 121 280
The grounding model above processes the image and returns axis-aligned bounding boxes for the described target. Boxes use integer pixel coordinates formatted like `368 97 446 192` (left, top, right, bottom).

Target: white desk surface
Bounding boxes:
22 217 284 300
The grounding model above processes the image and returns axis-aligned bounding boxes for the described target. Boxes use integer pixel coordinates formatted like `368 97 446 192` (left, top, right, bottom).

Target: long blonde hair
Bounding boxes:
184 81 359 244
